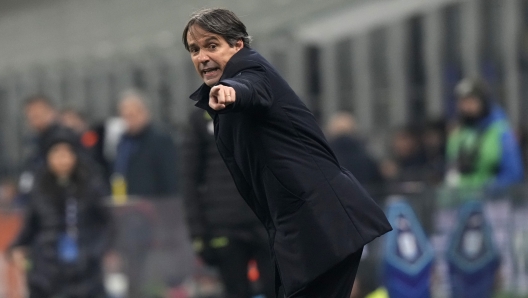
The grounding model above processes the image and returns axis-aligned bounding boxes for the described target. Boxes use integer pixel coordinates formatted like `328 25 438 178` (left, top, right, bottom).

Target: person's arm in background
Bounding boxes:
491 128 524 189
7 197 38 257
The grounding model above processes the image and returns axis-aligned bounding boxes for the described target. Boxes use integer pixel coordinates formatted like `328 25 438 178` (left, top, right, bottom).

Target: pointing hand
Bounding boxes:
209 85 236 110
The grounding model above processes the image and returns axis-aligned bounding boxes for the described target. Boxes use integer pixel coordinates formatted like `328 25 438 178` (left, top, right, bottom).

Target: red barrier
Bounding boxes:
0 208 26 298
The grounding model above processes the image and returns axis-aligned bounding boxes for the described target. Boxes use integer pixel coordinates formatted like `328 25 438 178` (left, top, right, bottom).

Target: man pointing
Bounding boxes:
184 8 391 298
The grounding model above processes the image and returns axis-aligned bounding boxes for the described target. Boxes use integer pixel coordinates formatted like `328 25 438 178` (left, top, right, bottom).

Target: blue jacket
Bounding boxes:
447 104 524 190
479 105 523 188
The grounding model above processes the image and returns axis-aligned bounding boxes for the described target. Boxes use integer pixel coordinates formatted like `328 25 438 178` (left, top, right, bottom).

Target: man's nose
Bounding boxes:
197 51 209 63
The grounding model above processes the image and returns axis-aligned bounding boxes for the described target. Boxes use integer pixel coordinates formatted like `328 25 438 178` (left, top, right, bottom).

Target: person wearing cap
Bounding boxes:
445 78 524 191
7 128 113 298
183 8 391 298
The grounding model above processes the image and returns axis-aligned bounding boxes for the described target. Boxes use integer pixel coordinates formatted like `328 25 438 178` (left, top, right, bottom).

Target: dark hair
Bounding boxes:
182 8 252 51
44 126 82 155
24 94 54 108
38 150 94 205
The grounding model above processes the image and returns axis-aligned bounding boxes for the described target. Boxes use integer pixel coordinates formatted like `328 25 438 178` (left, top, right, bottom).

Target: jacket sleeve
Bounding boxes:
89 193 115 259
181 112 209 239
155 132 180 197
218 64 273 113
491 129 524 189
9 199 38 249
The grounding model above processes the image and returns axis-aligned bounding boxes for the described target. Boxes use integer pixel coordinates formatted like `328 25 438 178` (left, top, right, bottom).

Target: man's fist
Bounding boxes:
209 85 236 110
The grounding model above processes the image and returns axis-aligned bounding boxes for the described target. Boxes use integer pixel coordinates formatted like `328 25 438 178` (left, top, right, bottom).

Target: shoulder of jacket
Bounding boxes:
489 119 509 132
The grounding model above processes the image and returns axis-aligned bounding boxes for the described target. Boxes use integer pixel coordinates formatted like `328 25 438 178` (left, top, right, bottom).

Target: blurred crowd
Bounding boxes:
328 78 525 199
0 76 526 298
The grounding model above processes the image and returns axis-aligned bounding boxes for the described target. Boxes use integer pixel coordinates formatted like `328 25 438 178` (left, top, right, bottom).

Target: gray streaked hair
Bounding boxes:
182 8 252 51
118 89 151 112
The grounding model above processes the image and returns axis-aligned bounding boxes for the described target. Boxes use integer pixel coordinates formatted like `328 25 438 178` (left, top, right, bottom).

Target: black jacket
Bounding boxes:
190 48 392 296
116 124 179 198
10 167 113 296
182 109 264 239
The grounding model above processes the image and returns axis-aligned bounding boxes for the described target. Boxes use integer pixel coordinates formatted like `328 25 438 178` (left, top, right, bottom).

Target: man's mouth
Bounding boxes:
202 67 220 76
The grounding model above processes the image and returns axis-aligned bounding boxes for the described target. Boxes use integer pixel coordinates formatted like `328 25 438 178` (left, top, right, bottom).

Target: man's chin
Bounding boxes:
204 80 220 87
203 74 221 87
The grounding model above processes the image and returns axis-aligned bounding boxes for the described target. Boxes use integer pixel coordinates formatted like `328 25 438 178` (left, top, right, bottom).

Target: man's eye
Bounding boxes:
209 44 217 49
190 48 199 54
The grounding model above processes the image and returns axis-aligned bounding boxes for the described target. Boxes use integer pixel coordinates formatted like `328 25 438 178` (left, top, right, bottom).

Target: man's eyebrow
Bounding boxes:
204 36 220 43
188 36 219 48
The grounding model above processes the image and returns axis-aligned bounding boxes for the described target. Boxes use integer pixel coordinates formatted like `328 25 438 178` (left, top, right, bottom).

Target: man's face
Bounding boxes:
119 98 150 135
187 25 243 86
25 102 56 133
457 96 483 118
393 132 417 159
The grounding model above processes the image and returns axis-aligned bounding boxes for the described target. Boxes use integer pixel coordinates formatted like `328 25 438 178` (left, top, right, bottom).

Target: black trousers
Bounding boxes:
28 265 107 298
279 248 364 298
214 237 275 298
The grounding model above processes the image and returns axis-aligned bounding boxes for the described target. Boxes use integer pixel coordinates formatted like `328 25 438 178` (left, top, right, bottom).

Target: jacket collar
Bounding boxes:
189 47 259 111
189 84 213 111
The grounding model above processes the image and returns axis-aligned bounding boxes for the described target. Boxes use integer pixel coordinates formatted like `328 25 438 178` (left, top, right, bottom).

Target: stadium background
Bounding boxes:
0 0 526 168
1 0 528 297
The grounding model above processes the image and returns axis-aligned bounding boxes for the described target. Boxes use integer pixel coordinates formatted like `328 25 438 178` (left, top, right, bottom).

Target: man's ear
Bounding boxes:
235 39 244 51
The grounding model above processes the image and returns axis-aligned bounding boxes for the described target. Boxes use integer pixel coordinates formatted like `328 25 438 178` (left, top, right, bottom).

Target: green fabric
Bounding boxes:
365 287 389 298
210 236 229 248
446 120 507 189
192 238 204 252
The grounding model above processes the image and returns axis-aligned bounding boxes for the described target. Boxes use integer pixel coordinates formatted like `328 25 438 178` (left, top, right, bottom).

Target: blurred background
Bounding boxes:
1 0 528 297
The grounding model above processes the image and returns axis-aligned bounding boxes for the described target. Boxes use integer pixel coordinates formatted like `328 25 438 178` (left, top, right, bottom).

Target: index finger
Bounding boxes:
210 85 221 95
216 87 226 105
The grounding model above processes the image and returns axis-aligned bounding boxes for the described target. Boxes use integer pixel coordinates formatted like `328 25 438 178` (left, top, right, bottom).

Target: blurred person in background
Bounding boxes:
422 119 447 185
518 126 528 172
0 177 24 298
60 107 112 180
60 108 89 135
19 95 62 203
183 109 274 298
113 90 179 297
0 178 19 209
23 95 61 167
114 89 179 199
381 125 427 184
326 112 384 197
445 78 524 191
6 128 113 298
